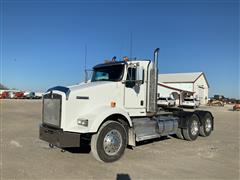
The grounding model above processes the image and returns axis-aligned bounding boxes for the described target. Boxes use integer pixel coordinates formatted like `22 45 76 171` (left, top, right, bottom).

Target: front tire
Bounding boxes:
183 114 200 141
91 121 127 163
199 113 213 137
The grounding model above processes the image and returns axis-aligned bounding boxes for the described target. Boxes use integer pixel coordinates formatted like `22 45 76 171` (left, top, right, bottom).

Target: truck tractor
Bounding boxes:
39 48 214 162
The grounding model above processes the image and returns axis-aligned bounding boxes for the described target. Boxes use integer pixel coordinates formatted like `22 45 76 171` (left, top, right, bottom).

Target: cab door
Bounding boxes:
124 64 146 111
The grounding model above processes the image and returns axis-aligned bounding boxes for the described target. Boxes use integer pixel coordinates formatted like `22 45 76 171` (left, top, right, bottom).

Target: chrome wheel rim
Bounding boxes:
103 129 122 156
191 120 199 136
205 118 212 132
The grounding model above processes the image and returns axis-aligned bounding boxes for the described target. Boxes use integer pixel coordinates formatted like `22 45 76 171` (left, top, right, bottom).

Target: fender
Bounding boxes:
194 110 214 130
88 106 132 133
176 111 194 129
176 110 214 130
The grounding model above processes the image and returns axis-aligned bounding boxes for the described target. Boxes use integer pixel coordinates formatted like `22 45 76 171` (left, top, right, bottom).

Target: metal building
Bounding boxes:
158 72 209 105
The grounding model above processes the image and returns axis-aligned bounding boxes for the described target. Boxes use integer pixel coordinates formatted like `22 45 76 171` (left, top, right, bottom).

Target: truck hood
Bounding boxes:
68 81 111 92
65 81 123 117
47 81 121 102
67 81 121 100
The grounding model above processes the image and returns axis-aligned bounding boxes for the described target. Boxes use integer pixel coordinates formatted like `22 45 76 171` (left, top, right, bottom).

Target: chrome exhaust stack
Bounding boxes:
147 48 160 114
153 48 160 88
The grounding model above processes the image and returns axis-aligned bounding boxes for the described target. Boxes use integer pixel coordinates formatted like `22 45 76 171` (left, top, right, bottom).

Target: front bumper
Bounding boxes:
39 124 81 148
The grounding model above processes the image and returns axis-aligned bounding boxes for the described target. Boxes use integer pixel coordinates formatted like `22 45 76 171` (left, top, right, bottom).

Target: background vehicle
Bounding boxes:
34 92 43 99
182 97 200 108
207 99 224 106
233 103 240 111
8 91 15 99
14 91 24 99
0 91 9 99
39 48 214 163
158 97 175 107
24 92 41 99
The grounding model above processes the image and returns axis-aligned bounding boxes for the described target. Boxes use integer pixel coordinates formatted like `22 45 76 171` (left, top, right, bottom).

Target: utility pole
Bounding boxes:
84 44 88 83
130 32 133 59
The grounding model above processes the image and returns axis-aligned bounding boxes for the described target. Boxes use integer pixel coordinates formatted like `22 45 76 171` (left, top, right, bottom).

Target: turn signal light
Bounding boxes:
111 101 116 108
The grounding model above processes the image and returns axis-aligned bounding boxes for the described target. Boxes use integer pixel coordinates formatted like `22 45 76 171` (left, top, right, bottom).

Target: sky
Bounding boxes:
0 0 239 98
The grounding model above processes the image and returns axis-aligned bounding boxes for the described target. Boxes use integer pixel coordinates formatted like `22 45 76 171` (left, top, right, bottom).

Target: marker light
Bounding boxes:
123 56 129 62
111 101 116 108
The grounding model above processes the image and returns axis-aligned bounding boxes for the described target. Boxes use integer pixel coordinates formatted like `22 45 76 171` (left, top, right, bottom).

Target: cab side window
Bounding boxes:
127 68 136 81
126 68 136 88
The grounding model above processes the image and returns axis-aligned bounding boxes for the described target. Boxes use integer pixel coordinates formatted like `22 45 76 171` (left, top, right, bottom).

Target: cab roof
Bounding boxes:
93 61 126 69
93 59 151 69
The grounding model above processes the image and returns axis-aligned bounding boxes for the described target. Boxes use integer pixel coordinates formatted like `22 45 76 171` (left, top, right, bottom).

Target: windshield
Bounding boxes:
91 64 124 82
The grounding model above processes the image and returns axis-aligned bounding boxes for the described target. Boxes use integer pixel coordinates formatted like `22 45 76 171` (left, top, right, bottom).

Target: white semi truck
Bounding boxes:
40 49 214 162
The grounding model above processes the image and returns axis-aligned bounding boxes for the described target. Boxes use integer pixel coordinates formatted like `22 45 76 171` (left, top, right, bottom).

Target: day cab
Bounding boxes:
40 49 214 162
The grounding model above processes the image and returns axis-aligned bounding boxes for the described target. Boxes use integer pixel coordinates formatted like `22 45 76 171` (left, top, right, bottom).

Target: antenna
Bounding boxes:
130 32 133 59
84 44 88 83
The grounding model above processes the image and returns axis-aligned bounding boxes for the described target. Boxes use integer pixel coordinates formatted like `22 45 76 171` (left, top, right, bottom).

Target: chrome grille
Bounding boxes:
43 93 61 127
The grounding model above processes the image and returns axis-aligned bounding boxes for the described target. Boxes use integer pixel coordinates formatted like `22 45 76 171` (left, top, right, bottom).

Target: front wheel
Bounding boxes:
183 114 200 141
91 121 127 162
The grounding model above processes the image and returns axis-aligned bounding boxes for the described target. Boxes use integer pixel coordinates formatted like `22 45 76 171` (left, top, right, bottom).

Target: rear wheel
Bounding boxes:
175 128 184 139
183 114 200 141
199 113 213 137
91 121 127 162
49 143 54 148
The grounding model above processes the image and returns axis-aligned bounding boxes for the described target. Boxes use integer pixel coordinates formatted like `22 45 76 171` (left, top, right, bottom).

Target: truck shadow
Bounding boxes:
228 109 239 111
63 142 91 154
116 173 131 180
63 146 91 154
135 136 171 146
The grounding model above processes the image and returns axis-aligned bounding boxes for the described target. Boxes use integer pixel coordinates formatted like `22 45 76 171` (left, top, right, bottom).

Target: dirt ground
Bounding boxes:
0 99 239 180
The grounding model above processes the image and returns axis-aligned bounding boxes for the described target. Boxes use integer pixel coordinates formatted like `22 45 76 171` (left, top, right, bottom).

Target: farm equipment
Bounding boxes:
233 103 240 111
207 99 224 106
